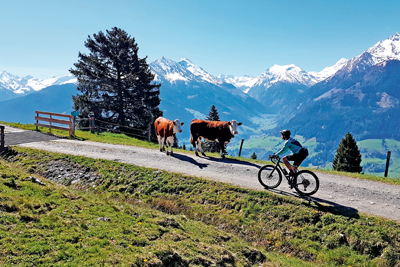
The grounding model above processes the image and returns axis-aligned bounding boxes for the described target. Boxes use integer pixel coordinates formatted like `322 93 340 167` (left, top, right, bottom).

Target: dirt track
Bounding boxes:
6 127 400 222
4 125 400 222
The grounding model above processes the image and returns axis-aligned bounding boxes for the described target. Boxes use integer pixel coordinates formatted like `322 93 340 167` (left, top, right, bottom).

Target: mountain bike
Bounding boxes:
258 155 320 196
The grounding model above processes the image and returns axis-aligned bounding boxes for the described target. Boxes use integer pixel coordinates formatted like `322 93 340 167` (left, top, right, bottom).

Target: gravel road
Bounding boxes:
4 126 400 222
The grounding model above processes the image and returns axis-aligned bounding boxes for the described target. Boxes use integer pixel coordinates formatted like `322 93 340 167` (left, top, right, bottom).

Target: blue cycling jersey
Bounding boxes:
275 137 303 156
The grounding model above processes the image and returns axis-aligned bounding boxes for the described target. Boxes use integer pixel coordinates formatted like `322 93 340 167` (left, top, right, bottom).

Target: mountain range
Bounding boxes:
1 32 400 174
0 72 76 101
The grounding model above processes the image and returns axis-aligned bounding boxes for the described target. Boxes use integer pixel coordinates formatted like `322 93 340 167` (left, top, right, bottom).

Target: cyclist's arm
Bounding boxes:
275 143 289 157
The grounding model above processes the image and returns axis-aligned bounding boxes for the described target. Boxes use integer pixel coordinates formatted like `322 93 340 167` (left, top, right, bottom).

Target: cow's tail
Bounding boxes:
189 133 193 145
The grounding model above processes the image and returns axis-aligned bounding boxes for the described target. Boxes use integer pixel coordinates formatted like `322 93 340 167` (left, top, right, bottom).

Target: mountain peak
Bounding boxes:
179 58 193 64
389 32 400 41
268 64 302 75
365 32 400 62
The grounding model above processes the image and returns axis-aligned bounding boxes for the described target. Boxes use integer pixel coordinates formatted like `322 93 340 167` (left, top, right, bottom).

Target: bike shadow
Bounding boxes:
197 155 261 169
266 188 360 219
172 154 209 169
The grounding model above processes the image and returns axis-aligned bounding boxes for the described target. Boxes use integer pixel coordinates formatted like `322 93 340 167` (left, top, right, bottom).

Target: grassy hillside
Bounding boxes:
1 146 400 266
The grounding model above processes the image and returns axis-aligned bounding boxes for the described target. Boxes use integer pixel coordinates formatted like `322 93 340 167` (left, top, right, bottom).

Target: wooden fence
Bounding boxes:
34 111 74 136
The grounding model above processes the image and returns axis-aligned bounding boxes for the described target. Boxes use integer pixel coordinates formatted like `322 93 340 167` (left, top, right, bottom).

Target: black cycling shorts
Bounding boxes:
286 148 308 167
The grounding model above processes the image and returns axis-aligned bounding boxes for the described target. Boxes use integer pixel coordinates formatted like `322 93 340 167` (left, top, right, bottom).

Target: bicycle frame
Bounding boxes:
270 157 303 187
270 157 291 182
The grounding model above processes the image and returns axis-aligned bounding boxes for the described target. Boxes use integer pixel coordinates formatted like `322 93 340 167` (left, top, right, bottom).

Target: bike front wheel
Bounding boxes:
258 164 282 189
293 170 319 196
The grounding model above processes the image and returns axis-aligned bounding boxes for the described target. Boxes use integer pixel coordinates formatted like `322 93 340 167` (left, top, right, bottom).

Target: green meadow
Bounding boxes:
1 122 400 266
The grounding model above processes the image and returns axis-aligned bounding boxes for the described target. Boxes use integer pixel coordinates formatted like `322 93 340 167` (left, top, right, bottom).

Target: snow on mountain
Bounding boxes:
0 71 76 96
338 32 400 75
179 58 221 85
367 32 400 62
253 64 316 88
308 58 348 81
150 57 222 86
216 75 258 93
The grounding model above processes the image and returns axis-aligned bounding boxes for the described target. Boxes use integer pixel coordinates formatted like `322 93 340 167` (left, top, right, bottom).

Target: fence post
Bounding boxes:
36 112 39 131
89 112 95 134
238 138 244 157
148 123 151 142
49 114 52 134
384 151 391 177
72 116 76 136
0 126 5 152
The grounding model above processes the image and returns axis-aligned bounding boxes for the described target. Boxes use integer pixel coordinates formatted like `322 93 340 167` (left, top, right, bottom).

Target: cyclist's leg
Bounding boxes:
284 155 296 174
292 149 307 170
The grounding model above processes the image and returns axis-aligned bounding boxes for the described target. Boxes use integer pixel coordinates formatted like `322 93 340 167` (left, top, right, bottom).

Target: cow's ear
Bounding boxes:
238 122 242 126
228 122 231 125
173 121 177 126
181 122 184 126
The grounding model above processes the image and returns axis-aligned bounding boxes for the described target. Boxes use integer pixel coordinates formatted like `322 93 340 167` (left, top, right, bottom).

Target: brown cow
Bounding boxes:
154 117 184 156
190 119 242 158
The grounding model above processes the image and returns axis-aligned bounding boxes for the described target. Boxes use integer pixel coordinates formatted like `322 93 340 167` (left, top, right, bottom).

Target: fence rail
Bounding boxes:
77 115 152 141
34 111 74 136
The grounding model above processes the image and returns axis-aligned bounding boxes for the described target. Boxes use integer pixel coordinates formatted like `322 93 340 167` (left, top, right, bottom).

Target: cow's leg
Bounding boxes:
197 138 206 156
219 141 226 158
157 135 163 152
161 137 166 153
166 136 174 156
192 134 199 156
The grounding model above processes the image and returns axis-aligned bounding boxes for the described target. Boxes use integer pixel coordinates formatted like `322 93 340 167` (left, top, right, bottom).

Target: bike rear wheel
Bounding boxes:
293 170 319 196
258 164 282 189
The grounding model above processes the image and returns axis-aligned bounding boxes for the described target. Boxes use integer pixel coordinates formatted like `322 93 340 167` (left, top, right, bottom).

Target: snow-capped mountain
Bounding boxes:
216 59 348 110
216 75 258 93
0 71 76 102
151 57 222 85
243 62 332 110
308 58 348 81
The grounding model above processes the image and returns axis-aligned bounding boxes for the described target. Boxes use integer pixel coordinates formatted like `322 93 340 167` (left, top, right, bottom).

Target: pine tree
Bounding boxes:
70 27 162 138
182 142 186 150
332 132 363 173
206 105 220 121
202 105 222 153
250 152 257 159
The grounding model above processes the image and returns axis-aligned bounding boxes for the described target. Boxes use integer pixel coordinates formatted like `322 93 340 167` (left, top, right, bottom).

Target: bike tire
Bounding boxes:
258 164 282 189
293 170 319 196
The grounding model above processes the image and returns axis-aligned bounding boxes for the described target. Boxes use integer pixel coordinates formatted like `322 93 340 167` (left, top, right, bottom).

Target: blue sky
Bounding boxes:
1 0 400 79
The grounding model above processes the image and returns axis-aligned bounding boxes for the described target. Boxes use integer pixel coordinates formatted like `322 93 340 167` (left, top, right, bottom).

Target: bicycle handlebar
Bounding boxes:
269 154 281 163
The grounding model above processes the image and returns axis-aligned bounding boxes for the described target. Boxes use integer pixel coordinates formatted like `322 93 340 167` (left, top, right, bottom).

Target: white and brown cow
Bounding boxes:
154 117 184 156
190 119 242 158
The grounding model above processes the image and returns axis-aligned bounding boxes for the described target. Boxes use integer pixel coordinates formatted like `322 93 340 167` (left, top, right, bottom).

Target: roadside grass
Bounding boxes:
1 149 329 267
1 120 400 186
2 147 400 266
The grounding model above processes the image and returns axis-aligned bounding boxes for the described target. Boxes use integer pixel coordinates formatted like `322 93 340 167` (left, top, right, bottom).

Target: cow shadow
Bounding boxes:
172 154 209 169
199 155 261 169
266 188 360 219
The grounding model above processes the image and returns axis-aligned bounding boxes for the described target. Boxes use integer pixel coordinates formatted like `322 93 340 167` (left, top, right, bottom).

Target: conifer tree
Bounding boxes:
251 152 257 159
202 105 222 153
70 27 162 137
332 132 363 173
206 105 220 121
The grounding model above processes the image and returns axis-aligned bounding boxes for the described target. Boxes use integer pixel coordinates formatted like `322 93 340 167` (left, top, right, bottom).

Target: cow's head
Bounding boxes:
173 119 184 133
228 120 242 135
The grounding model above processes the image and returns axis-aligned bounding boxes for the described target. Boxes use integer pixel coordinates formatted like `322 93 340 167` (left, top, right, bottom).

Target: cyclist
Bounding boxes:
273 130 308 176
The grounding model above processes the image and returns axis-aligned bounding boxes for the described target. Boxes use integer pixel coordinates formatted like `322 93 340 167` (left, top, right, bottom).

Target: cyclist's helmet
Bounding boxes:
279 129 291 138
